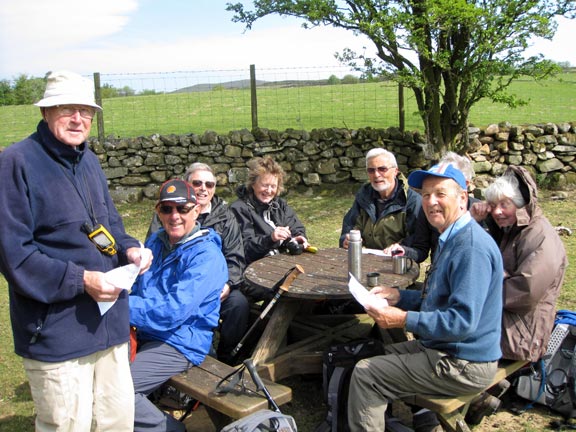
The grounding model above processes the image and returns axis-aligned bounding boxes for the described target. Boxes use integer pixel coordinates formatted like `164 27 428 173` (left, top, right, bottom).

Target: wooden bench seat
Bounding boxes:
167 356 292 429
406 359 528 432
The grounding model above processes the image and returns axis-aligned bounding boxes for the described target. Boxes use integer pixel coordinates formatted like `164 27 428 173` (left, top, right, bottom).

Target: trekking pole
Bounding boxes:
243 357 281 412
230 264 304 359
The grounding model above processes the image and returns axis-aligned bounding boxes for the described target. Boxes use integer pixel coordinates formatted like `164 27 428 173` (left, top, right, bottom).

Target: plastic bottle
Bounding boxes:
348 230 362 282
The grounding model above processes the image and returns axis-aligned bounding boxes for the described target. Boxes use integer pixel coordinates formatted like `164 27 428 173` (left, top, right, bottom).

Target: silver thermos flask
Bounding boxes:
348 229 362 281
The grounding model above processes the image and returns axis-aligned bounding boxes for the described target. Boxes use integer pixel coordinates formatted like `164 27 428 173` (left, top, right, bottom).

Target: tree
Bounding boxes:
226 0 576 155
0 80 14 106
327 74 340 84
10 74 45 105
341 74 360 84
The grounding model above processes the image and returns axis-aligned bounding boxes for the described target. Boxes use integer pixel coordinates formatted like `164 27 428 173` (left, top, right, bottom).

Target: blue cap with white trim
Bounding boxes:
408 162 467 190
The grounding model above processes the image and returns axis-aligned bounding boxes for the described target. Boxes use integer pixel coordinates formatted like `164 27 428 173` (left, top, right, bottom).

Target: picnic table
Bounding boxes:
243 247 419 381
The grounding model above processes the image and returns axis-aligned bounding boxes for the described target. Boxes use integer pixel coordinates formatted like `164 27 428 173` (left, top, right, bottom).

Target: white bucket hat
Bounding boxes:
34 70 102 110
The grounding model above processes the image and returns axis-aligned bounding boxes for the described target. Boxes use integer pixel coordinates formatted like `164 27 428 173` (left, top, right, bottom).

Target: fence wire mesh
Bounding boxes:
1 66 574 149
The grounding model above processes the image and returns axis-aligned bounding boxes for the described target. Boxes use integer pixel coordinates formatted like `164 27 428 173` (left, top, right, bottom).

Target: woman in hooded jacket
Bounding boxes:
471 165 567 362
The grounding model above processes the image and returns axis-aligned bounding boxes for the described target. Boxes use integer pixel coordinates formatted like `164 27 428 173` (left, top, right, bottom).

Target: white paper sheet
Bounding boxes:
98 244 150 315
362 248 391 257
348 273 389 310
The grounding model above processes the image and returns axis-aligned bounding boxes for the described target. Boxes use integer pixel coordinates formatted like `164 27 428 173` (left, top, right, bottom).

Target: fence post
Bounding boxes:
398 83 405 132
250 64 258 129
93 72 105 143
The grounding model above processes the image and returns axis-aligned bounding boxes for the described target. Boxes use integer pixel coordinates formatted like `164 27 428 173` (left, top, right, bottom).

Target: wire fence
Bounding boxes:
92 65 406 142
1 66 574 148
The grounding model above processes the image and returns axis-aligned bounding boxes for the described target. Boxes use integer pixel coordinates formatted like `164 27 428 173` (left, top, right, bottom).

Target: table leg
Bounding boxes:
251 299 301 366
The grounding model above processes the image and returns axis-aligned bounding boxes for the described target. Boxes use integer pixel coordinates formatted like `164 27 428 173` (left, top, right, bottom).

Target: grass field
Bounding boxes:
1 72 575 149
1 189 575 431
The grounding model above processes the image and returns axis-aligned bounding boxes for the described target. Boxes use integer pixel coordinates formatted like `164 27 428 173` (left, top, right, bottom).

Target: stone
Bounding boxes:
485 124 499 135
537 158 564 173
315 158 339 175
303 173 321 186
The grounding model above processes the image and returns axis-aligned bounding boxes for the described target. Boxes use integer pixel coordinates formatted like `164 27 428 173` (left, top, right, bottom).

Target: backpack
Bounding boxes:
220 409 298 432
515 315 576 420
315 338 386 432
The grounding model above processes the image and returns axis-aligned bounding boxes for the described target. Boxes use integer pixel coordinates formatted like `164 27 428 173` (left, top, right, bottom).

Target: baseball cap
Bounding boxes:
408 162 467 190
157 179 197 204
34 70 102 110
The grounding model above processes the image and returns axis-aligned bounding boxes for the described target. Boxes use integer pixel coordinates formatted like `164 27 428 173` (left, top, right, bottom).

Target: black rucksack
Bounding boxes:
315 339 386 432
515 315 576 420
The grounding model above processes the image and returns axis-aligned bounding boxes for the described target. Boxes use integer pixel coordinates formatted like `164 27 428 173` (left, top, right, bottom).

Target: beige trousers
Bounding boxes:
347 340 497 431
23 343 134 432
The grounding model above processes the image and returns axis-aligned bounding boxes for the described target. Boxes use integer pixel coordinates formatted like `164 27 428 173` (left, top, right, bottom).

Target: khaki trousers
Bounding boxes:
23 343 134 432
347 340 497 431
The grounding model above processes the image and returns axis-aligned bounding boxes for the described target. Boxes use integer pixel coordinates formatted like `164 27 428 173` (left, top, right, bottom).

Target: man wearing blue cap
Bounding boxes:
347 163 504 432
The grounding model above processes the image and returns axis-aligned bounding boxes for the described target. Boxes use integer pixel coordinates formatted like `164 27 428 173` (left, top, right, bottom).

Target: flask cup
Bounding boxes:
367 272 380 287
392 256 414 275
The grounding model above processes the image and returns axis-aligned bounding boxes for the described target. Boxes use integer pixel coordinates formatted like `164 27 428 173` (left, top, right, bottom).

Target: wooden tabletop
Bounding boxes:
244 247 419 300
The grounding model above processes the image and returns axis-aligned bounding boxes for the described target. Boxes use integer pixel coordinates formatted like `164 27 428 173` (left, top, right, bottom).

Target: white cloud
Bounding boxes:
0 0 138 77
0 1 573 82
1 22 371 79
525 17 576 65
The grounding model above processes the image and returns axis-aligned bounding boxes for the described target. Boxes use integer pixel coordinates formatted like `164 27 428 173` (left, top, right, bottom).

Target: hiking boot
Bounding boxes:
488 379 511 398
465 392 501 425
412 410 443 432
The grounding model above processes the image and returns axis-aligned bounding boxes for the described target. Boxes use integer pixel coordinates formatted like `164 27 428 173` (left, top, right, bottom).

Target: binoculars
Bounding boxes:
283 238 304 255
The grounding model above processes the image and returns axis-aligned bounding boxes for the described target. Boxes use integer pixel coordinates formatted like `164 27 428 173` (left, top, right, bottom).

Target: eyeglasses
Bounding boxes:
367 166 394 175
191 180 216 189
55 106 96 120
157 205 195 215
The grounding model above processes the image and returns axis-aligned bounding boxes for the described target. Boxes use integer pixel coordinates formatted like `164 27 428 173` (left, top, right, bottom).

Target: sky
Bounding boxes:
1 0 575 84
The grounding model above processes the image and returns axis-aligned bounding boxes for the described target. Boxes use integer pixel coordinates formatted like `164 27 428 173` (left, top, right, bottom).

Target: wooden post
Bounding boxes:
250 64 258 130
398 83 405 132
93 72 105 144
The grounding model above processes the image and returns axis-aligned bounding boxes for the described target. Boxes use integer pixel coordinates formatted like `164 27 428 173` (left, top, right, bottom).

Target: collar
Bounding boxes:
201 202 212 215
158 223 201 254
438 212 472 247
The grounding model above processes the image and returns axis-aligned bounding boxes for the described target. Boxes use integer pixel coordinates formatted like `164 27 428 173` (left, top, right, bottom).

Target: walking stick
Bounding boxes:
230 264 305 359
243 357 281 412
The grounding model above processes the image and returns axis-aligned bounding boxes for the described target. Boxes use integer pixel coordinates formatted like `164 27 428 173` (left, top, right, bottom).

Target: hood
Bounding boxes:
504 165 540 227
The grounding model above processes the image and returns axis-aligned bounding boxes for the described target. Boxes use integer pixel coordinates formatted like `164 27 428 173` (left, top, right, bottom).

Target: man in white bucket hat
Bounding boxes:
0 70 153 431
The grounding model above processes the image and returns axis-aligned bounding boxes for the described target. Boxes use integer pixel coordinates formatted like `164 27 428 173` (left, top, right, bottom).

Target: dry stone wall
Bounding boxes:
89 121 576 202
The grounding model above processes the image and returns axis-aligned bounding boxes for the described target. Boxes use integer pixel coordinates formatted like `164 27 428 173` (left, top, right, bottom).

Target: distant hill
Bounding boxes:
171 78 331 93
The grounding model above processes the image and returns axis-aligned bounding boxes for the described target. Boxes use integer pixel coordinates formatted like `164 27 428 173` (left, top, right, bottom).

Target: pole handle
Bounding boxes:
278 264 305 293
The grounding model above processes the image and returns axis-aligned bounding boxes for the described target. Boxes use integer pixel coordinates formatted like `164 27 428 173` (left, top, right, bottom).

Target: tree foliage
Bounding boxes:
226 0 576 155
0 76 138 106
0 74 45 106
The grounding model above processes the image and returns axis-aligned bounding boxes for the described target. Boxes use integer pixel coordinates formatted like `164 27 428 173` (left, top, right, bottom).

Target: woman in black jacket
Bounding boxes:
231 156 309 268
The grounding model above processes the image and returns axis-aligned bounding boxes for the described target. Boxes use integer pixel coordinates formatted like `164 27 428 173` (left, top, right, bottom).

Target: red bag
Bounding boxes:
129 326 137 362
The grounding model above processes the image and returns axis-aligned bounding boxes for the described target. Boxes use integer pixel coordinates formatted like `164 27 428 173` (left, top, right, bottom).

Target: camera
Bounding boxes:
283 238 304 256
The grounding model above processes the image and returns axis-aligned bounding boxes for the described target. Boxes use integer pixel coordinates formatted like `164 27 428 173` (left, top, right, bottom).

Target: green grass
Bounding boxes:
1 72 575 149
1 189 575 431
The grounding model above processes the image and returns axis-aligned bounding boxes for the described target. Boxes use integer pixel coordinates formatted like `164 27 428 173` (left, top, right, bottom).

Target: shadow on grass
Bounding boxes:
12 382 32 403
0 415 34 432
0 383 34 432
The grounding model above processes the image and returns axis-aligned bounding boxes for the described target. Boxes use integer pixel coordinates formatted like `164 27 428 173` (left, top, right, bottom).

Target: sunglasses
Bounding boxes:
191 180 216 189
367 166 394 175
157 205 195 215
